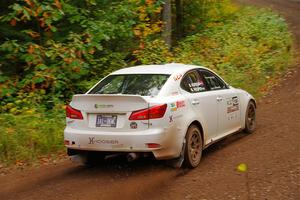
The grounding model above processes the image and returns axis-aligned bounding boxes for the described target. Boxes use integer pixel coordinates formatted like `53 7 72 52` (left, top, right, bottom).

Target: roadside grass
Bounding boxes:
0 5 294 166
0 109 65 166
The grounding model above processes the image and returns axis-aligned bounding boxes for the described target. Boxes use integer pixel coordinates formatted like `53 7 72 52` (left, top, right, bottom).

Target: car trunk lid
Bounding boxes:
69 94 150 131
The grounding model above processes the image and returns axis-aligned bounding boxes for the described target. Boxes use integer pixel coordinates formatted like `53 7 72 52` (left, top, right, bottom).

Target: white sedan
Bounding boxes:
64 63 256 168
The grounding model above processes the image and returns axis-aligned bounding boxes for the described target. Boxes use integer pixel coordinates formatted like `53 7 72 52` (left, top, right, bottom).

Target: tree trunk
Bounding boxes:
175 0 183 40
162 0 172 48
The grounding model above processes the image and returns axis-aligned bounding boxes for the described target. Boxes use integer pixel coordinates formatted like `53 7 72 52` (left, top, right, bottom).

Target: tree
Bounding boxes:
175 0 184 40
162 0 172 47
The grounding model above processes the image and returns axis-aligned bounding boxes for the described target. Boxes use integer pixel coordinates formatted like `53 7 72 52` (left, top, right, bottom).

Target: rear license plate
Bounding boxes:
96 115 117 127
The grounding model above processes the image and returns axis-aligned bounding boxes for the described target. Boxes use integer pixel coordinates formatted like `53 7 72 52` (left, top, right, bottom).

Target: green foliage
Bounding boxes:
132 5 293 97
0 0 139 111
182 0 238 34
133 39 173 64
0 107 65 164
173 7 293 96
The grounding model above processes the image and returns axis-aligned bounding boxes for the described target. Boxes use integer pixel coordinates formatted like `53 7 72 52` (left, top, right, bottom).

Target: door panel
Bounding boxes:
199 69 241 139
217 90 241 135
180 69 241 145
183 92 219 143
179 70 218 144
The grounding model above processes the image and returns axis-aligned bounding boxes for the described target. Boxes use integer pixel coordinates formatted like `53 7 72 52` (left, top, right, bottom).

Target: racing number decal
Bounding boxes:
226 96 239 121
227 96 239 113
173 74 182 81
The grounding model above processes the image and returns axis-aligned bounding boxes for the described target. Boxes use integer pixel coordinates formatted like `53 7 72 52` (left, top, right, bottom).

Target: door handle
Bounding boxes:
192 100 200 105
216 96 223 102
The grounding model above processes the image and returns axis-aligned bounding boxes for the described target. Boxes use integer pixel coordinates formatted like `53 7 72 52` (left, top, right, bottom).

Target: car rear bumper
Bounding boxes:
64 126 181 159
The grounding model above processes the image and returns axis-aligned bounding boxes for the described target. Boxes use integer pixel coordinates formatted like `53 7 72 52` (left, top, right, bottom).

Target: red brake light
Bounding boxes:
129 108 149 120
146 143 161 148
129 104 167 120
66 105 83 119
149 104 167 119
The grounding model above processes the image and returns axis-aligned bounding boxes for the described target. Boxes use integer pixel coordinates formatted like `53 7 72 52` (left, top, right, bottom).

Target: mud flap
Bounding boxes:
166 139 186 168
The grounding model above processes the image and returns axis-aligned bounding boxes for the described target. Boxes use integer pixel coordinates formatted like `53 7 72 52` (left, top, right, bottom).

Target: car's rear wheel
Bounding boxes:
183 125 203 168
244 101 256 133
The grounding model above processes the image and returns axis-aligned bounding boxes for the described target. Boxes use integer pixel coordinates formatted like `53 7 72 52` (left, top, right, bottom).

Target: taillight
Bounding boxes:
66 105 83 119
146 143 161 148
129 104 167 120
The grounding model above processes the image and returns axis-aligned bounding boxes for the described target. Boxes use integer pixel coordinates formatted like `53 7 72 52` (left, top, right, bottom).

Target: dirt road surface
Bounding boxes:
0 0 299 200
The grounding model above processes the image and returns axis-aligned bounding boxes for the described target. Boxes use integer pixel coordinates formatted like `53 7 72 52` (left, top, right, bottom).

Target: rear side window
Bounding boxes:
200 70 227 90
180 71 207 93
89 74 170 96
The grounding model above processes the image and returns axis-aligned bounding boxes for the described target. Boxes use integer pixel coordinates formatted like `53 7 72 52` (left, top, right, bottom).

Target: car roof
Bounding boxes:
111 63 208 75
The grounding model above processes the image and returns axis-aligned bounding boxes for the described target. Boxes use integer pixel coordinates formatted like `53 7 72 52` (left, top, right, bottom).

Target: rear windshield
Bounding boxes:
89 74 170 96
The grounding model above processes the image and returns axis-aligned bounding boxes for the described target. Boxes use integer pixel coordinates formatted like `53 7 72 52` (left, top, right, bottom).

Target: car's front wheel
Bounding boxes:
244 101 256 133
183 125 203 168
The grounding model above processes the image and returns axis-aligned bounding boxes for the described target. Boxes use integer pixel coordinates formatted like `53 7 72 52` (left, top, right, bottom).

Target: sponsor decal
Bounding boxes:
189 81 206 92
173 74 182 81
227 96 239 113
176 100 185 108
170 102 177 111
232 96 239 106
130 122 138 129
227 106 239 113
170 100 185 112
94 104 114 109
189 82 204 87
88 137 118 145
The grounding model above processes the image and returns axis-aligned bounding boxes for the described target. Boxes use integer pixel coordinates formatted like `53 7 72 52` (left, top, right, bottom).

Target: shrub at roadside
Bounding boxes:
0 107 65 165
135 7 293 97
173 7 293 96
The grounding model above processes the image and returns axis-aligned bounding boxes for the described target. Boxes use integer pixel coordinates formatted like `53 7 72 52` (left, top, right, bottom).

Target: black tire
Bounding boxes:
244 101 256 134
183 125 203 168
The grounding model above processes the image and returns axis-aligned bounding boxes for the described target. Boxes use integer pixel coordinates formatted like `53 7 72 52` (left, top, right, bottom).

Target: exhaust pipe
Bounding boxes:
126 153 140 162
70 154 87 164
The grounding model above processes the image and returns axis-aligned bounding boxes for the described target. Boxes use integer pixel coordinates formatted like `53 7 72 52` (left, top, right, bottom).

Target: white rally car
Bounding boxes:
64 63 256 168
